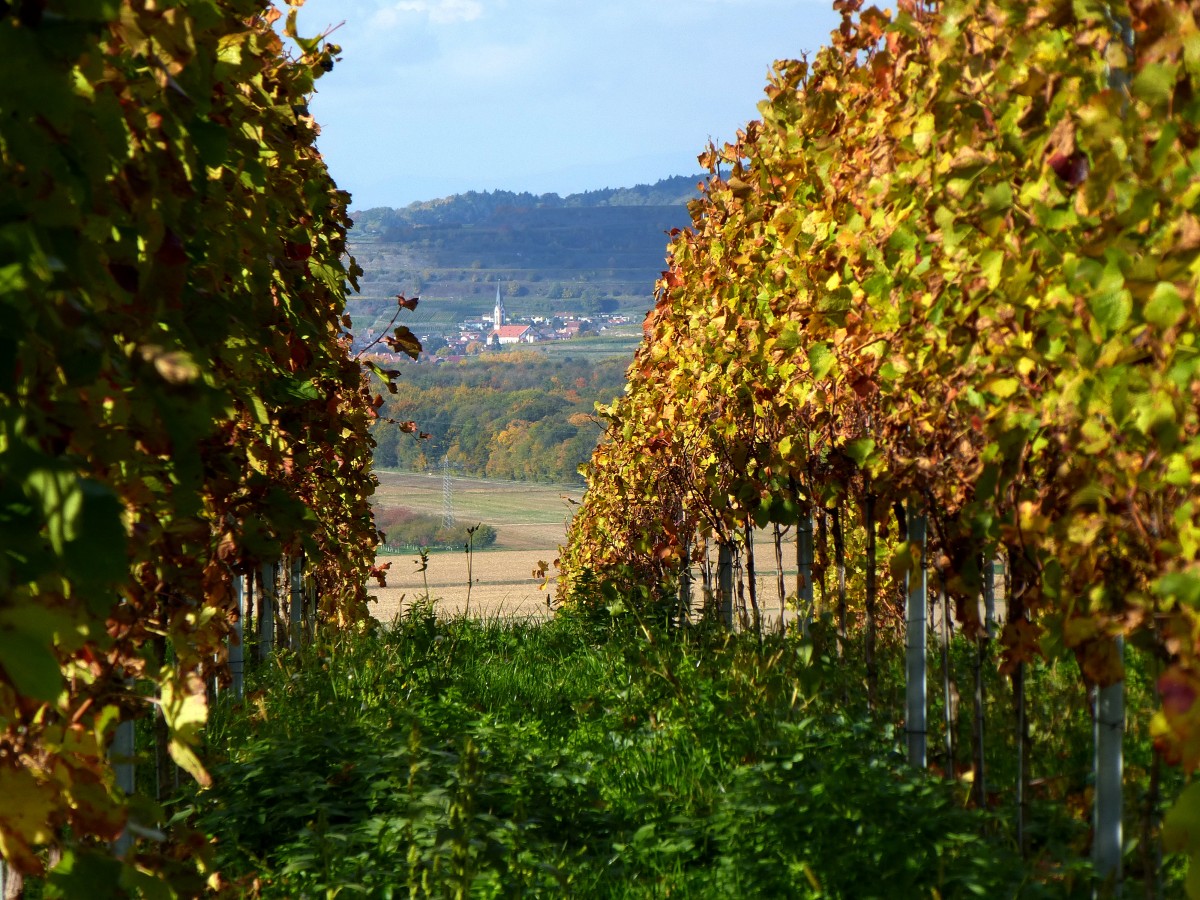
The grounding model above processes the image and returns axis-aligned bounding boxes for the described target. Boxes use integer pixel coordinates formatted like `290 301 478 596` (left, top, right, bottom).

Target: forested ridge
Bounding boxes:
350 175 702 234
346 177 699 334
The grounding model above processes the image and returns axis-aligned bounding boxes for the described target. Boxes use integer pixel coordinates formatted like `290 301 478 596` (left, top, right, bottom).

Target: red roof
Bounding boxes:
494 325 530 338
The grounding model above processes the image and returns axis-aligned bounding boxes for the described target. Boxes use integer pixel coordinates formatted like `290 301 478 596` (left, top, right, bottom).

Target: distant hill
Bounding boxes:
350 175 703 232
345 175 703 336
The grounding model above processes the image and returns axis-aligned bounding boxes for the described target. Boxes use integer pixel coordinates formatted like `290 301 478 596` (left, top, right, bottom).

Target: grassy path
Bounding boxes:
189 615 1123 897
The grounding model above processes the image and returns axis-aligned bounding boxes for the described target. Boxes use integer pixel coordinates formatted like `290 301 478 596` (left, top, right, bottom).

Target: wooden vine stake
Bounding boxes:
796 511 814 636
970 554 991 809
1007 545 1032 858
983 557 997 639
864 486 878 711
905 503 927 769
773 524 787 635
110 717 136 857
289 556 304 651
743 524 762 634
717 540 734 629
832 506 847 654
677 537 692 625
939 582 954 778
0 859 19 900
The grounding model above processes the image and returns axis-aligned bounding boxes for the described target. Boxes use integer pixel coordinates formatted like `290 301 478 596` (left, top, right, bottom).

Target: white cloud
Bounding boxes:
372 0 484 27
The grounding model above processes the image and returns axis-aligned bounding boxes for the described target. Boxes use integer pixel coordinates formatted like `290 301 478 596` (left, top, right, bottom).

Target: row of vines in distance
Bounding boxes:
0 0 409 893
560 0 1200 884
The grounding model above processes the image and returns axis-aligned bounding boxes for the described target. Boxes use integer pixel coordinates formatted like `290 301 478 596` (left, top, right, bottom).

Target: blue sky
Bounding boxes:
292 0 841 210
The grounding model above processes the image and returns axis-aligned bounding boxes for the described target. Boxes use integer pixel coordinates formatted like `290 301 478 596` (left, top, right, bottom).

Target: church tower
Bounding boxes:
493 282 505 328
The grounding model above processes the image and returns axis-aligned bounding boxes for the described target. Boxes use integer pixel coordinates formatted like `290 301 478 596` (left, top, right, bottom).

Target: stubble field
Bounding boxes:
369 470 582 622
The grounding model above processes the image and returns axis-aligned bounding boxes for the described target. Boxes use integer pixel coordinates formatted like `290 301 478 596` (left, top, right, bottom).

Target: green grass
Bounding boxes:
373 470 583 524
179 610 1158 898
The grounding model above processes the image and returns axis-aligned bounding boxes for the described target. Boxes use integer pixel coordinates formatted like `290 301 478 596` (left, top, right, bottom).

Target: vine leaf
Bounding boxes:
0 765 56 871
384 325 422 360
1162 780 1200 898
160 674 212 788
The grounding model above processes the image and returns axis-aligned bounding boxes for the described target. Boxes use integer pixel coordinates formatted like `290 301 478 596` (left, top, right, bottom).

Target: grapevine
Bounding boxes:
0 0 396 888
561 0 1200 871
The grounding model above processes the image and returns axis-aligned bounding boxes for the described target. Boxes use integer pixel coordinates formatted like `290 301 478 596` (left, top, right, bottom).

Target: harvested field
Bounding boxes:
371 548 557 622
370 471 580 621
373 470 581 550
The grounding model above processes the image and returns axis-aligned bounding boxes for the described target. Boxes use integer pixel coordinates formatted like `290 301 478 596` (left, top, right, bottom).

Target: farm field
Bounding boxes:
373 470 582 540
370 469 828 626
526 326 644 360
371 470 582 621
370 471 985 633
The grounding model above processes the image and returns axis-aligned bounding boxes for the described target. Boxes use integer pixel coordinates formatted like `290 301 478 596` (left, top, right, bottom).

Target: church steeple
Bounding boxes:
493 282 505 329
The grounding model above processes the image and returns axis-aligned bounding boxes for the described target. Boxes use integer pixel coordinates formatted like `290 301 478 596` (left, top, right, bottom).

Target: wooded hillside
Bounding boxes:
373 352 628 483
346 176 700 334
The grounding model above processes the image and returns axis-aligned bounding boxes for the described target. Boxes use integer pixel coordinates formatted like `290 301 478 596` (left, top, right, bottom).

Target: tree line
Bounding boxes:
373 506 498 552
372 353 629 483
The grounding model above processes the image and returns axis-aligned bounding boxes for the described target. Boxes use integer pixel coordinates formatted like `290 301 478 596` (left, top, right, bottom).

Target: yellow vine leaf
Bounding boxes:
0 764 56 870
160 673 212 788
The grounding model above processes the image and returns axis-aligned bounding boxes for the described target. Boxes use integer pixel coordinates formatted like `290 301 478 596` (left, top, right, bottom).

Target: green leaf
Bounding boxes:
24 465 81 556
191 119 229 168
756 494 800 527
981 183 1011 211
1068 483 1110 510
0 626 61 702
63 481 127 589
44 849 123 900
632 823 657 844
1132 62 1178 108
1157 572 1200 606
0 263 28 293
58 0 122 19
979 250 1004 289
1144 281 1185 329
387 326 422 360
845 438 875 467
775 324 801 352
278 378 322 402
1162 780 1200 898
807 342 835 380
985 378 1019 399
161 674 212 787
1088 259 1132 333
1166 453 1191 488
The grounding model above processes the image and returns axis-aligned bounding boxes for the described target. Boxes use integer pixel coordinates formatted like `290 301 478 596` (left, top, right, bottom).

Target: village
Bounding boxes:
359 283 635 361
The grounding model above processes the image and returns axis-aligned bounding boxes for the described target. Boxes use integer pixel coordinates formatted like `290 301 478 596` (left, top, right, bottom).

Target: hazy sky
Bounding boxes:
292 0 841 210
